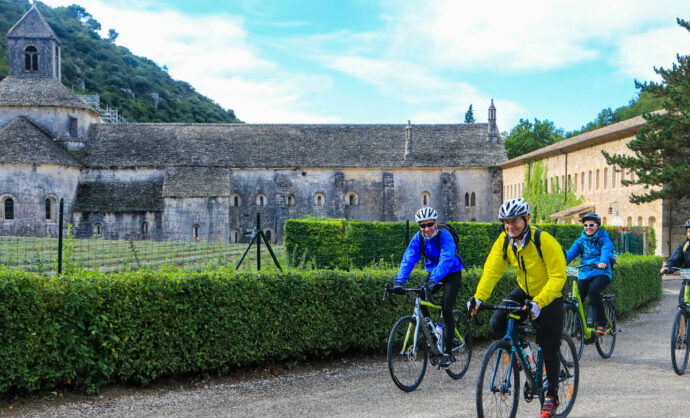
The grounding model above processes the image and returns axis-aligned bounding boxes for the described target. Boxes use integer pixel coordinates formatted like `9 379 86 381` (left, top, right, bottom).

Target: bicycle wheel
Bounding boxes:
671 309 690 375
387 316 428 391
595 300 616 358
446 310 472 379
563 303 583 362
476 340 520 418
542 332 579 417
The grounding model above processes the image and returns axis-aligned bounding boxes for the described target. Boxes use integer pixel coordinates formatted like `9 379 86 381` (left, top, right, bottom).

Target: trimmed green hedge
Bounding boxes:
0 254 662 393
285 218 654 270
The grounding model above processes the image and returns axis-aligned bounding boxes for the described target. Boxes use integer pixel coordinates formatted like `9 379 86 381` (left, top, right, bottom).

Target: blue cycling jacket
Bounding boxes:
395 227 464 285
565 228 614 281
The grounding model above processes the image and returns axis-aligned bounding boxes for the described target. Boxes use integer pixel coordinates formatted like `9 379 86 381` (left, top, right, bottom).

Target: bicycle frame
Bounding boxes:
565 267 595 340
392 287 446 358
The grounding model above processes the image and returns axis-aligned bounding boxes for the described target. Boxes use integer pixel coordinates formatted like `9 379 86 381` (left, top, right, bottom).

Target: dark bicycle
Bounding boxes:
383 284 472 391
476 302 579 418
667 267 690 375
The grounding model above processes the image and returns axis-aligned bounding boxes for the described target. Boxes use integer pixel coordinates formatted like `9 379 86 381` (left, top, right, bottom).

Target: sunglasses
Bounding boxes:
583 223 597 227
419 222 435 229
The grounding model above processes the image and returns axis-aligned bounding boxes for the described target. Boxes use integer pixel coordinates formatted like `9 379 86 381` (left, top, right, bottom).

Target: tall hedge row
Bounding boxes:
0 254 661 394
285 218 653 270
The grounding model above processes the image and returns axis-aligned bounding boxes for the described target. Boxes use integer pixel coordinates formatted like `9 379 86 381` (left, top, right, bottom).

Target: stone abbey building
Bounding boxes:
0 7 508 243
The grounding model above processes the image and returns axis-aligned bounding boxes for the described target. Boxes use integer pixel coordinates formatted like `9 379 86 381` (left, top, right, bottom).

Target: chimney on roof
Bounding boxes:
487 99 500 143
404 120 414 161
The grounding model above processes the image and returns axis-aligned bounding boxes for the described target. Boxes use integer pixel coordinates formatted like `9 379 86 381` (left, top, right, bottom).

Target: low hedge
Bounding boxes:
285 218 653 270
0 254 662 393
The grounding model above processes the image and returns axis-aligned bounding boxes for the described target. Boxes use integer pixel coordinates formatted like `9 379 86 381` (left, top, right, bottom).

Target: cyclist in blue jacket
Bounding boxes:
392 207 464 368
565 212 615 336
660 219 690 274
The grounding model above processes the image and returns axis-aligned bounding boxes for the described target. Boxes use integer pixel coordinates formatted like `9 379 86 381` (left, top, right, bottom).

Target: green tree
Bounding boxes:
523 161 583 223
603 18 690 204
504 118 565 159
107 29 118 43
464 104 475 123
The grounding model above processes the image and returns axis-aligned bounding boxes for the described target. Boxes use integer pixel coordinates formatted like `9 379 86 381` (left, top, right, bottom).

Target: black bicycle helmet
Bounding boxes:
581 212 601 225
498 198 530 220
415 207 438 222
685 219 690 229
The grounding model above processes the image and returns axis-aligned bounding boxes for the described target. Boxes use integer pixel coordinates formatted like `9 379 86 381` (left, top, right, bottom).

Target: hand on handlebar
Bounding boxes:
391 282 405 294
522 300 541 320
467 297 482 316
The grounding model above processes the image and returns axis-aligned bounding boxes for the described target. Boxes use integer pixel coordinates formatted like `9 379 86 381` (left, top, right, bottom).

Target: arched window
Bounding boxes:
471 192 476 206
420 191 431 206
611 169 617 189
626 216 632 227
465 192 470 207
574 173 578 192
193 224 200 241
588 171 592 191
24 45 38 72
637 216 643 226
581 172 585 191
314 192 325 206
230 194 241 207
603 168 608 189
287 194 295 207
2 197 15 220
596 169 600 190
256 194 266 207
45 197 56 221
141 221 149 236
93 222 103 237
232 229 241 243
648 216 656 227
345 191 359 206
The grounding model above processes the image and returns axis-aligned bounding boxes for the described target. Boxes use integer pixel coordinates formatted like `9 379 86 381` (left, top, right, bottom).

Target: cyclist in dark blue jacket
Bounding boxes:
660 219 690 274
565 212 615 336
392 207 464 368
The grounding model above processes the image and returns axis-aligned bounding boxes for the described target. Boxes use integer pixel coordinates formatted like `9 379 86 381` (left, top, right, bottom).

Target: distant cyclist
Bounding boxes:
565 212 615 336
392 207 464 368
660 219 690 274
468 198 566 418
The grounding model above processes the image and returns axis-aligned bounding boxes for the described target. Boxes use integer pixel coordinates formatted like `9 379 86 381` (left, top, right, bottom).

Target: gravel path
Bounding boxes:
5 277 690 417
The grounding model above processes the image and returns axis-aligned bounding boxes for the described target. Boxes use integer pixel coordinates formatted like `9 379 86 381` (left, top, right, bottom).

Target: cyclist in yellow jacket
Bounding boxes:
468 198 566 418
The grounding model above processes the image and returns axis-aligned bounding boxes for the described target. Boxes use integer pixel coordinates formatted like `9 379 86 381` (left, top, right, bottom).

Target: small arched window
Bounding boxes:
24 45 38 72
45 197 56 221
2 197 15 220
256 194 266 207
603 168 608 189
287 194 295 207
345 191 359 206
314 192 325 206
141 221 149 235
193 224 200 241
93 222 103 237
465 192 470 207
265 229 273 243
626 216 632 227
420 191 431 206
471 192 476 207
637 216 643 226
232 229 241 243
648 216 656 227
231 194 241 207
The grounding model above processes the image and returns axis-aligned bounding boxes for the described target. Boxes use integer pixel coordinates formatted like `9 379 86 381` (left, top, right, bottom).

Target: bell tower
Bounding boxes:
7 5 61 80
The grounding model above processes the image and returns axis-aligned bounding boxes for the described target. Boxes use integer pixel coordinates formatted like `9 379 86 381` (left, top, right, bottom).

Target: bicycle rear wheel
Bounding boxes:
446 310 472 379
671 308 690 375
387 316 428 391
476 340 519 418
543 332 579 417
595 300 616 358
563 303 583 362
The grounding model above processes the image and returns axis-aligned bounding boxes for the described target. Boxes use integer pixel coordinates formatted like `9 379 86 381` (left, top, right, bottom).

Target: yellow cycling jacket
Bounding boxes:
474 228 566 308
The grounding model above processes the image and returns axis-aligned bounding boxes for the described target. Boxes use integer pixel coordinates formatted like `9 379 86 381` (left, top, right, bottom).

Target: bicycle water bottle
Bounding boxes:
522 342 536 371
435 323 443 341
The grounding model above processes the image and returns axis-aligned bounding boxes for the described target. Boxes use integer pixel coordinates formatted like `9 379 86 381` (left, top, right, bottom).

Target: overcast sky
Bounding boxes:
40 0 689 132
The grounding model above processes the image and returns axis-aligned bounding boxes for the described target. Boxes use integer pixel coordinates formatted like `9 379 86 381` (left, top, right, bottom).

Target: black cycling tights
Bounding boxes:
420 270 462 354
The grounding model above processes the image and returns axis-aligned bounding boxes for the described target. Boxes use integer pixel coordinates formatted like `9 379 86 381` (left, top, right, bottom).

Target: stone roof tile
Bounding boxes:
163 167 231 197
0 116 81 166
0 76 93 109
74 181 164 212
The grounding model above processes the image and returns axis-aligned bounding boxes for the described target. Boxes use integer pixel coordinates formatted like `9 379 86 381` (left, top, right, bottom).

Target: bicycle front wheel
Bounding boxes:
671 309 690 375
387 316 428 391
595 300 616 358
446 310 472 379
476 340 519 418
543 332 579 417
563 303 583 362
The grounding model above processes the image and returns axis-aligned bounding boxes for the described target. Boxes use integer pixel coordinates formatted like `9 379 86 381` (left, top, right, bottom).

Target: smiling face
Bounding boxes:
583 221 599 236
418 219 437 239
503 216 528 239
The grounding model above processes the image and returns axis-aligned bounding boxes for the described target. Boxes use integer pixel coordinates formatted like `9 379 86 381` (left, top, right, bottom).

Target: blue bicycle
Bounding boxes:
476 303 579 418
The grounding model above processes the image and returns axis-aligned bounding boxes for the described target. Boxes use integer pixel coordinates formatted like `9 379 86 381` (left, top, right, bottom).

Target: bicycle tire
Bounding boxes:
595 300 616 358
563 303 583 362
446 310 472 379
540 332 579 417
476 339 520 418
671 308 690 375
387 316 428 391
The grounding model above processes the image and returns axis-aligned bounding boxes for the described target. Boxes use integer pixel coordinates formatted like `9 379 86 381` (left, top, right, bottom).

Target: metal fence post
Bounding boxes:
57 198 64 275
257 212 261 271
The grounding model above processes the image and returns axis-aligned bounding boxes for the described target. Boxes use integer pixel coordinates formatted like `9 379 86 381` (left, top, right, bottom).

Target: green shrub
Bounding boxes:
0 254 662 393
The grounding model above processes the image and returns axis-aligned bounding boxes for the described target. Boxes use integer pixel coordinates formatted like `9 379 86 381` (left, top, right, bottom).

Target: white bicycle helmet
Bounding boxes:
685 219 690 229
415 207 438 222
498 198 530 220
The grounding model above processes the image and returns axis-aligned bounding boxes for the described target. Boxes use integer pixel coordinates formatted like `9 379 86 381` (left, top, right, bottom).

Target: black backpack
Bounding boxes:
419 223 462 261
502 228 567 262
